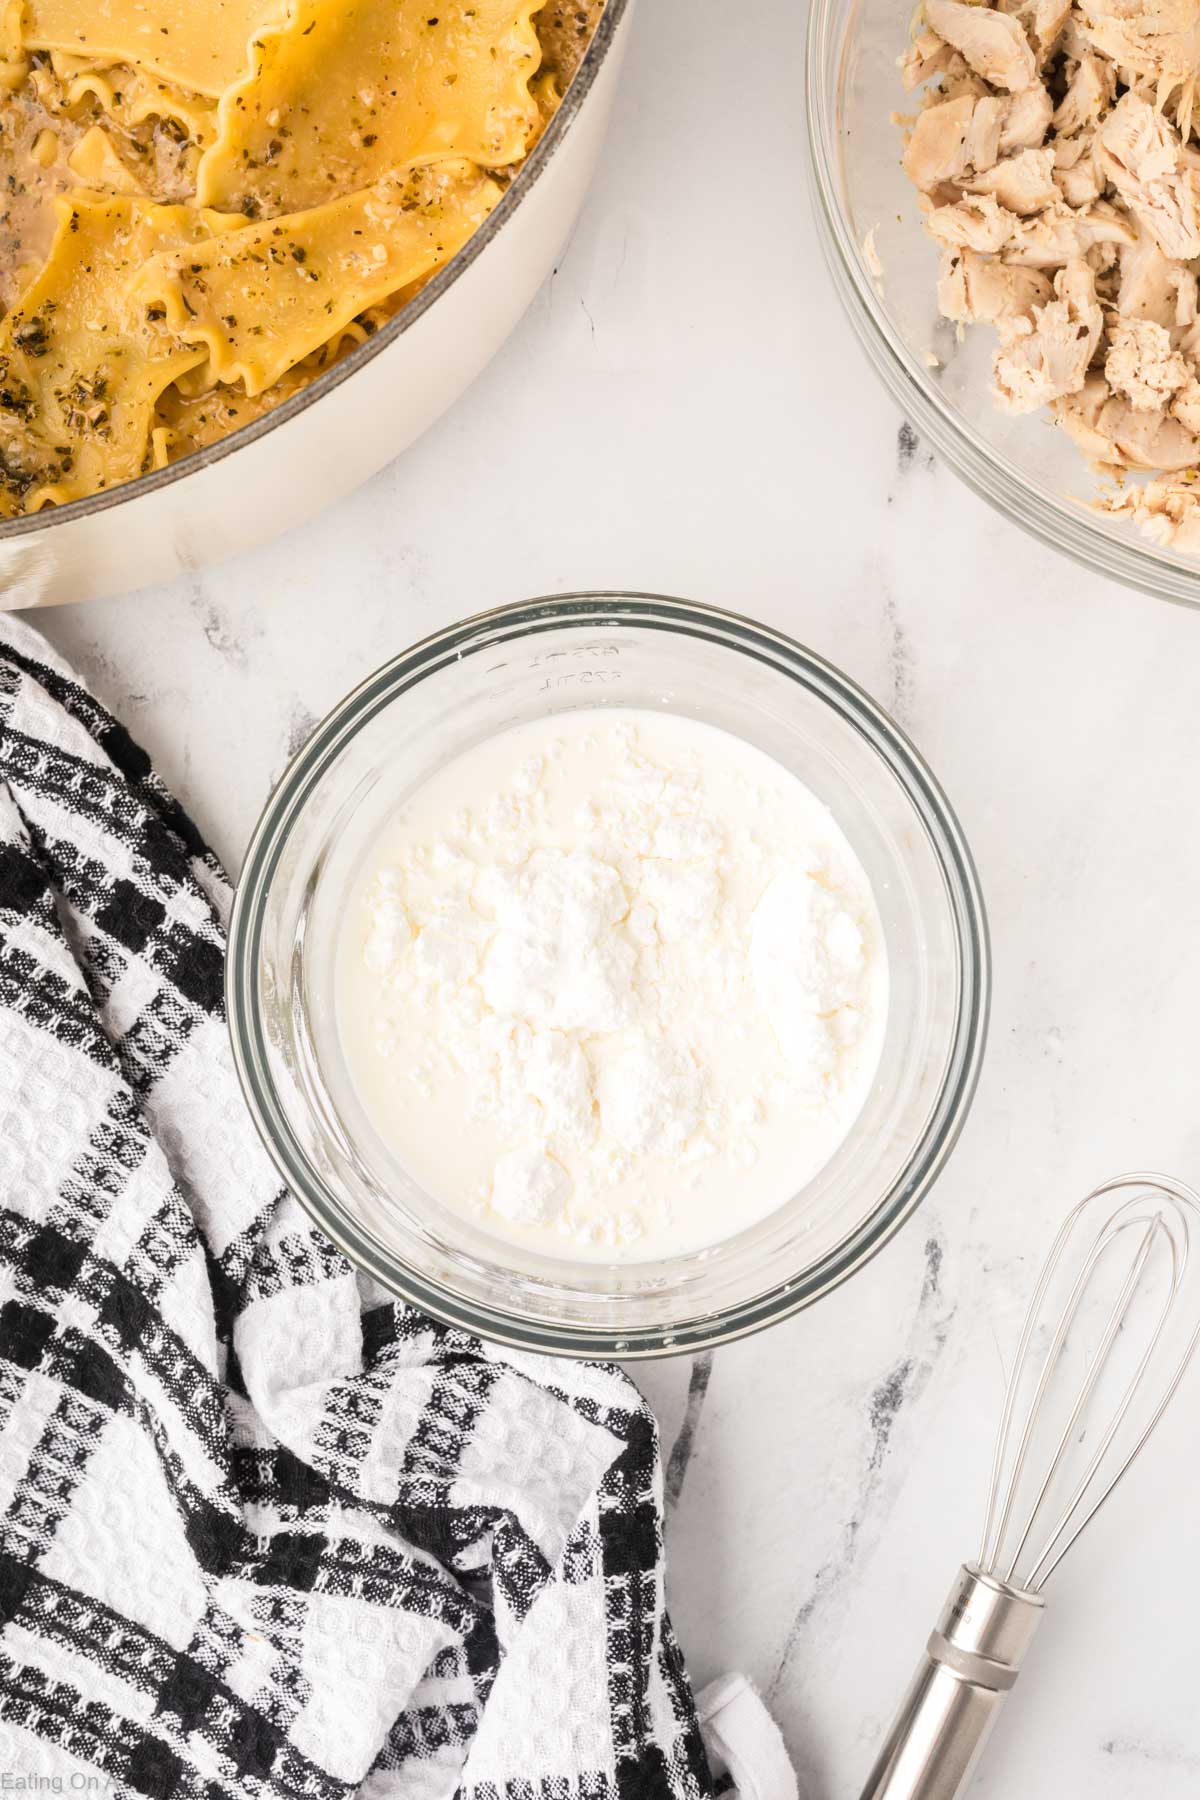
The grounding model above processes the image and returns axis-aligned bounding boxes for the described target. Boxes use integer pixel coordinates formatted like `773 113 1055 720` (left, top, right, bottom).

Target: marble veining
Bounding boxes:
894 422 935 479
664 1353 714 1513
766 1232 958 1707
31 0 1200 1794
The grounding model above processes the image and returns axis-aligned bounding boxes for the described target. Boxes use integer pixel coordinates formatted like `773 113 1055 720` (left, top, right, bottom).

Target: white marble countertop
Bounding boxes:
32 1 1200 1794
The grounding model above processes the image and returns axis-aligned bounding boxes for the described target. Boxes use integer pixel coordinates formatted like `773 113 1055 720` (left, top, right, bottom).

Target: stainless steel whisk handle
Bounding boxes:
858 1565 1045 1800
859 1176 1200 1798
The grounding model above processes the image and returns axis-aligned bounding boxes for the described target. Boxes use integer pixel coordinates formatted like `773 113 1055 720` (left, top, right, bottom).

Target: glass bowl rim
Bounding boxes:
226 591 991 1357
804 0 1200 611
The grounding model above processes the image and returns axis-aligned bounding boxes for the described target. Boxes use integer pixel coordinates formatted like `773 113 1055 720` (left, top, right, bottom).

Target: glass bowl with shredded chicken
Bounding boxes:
808 0 1200 604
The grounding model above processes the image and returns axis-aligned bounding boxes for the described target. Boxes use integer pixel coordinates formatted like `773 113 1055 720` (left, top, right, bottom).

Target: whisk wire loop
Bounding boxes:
1016 1214 1176 1589
859 1173 1200 1800
979 1175 1200 1594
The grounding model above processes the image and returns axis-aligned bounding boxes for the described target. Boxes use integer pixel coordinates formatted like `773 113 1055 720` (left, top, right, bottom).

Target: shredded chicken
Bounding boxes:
968 146 1061 212
924 0 1040 90
938 248 1053 321
1002 84 1056 149
1095 470 1200 540
1055 370 1200 463
897 0 1200 549
1105 314 1190 404
994 259 1104 409
1097 92 1200 258
1079 0 1200 130
903 94 977 190
1053 54 1116 134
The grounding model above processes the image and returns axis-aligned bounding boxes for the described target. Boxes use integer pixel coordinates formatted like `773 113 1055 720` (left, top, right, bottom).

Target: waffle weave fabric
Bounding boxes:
0 616 712 1800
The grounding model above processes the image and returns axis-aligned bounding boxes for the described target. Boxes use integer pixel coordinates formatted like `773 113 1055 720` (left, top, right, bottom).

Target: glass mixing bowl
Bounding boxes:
227 594 989 1357
807 0 1200 607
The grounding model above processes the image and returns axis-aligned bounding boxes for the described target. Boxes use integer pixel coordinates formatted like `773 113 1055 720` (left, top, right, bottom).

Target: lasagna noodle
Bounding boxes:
0 0 601 512
17 0 285 99
196 0 542 214
152 357 310 456
0 57 215 310
67 122 145 191
0 72 82 302
133 160 501 394
0 193 220 513
63 64 219 149
151 302 395 455
0 158 496 510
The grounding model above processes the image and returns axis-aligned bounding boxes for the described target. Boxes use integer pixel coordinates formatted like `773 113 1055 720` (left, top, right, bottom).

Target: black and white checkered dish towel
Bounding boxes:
0 618 796 1800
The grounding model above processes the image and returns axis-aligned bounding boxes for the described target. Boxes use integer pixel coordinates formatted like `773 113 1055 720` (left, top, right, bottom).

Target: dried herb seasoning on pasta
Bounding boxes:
0 0 605 514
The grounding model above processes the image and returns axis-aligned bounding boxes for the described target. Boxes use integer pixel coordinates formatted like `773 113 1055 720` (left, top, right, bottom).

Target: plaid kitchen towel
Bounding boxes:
0 617 795 1800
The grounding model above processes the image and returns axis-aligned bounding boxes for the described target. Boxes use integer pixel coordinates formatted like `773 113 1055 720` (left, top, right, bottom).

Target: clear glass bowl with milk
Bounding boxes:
227 594 988 1357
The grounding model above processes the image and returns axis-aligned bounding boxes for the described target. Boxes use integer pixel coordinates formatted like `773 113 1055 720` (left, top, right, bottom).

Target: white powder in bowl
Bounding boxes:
335 710 887 1263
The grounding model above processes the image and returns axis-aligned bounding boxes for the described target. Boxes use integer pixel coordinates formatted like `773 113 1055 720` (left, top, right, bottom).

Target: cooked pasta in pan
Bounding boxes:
0 0 604 515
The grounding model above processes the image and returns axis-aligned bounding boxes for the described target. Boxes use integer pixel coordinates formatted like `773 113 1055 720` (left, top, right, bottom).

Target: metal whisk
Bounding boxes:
859 1173 1200 1800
